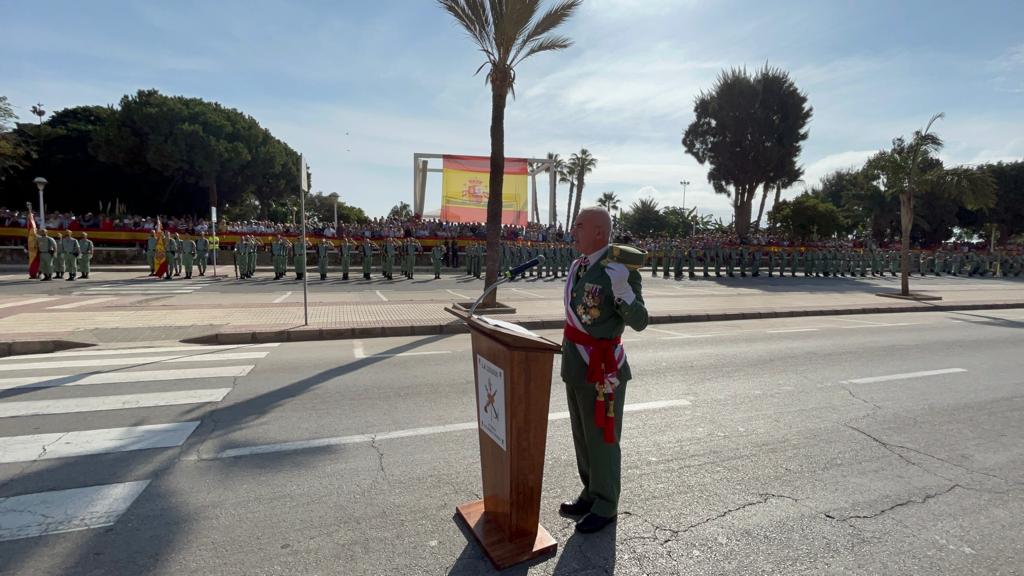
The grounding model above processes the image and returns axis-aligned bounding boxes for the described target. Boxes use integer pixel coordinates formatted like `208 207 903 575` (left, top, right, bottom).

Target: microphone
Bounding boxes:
507 255 545 278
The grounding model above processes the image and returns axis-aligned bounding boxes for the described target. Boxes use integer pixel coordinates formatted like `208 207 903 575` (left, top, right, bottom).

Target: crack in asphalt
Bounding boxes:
824 484 962 522
845 423 1021 488
369 435 387 481
622 494 789 545
840 385 883 411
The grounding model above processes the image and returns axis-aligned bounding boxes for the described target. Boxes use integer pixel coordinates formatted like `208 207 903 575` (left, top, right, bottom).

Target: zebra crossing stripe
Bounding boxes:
0 352 269 372
47 297 118 310
0 365 255 391
0 298 58 309
0 388 231 418
0 481 151 542
0 422 200 464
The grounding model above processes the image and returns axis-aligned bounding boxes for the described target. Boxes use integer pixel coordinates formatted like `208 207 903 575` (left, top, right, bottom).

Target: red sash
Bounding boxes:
563 323 621 386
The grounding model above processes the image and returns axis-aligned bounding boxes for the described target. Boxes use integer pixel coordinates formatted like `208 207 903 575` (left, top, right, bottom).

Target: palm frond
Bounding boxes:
511 0 581 64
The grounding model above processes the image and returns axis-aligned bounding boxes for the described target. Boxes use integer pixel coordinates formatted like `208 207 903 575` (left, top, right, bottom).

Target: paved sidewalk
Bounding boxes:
1 276 1022 351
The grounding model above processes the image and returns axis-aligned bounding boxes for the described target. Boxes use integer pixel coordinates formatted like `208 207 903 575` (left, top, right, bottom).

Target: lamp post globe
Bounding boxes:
33 177 48 230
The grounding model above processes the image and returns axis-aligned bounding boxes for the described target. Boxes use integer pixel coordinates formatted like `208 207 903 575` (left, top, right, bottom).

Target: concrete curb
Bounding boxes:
179 301 1024 346
0 340 95 358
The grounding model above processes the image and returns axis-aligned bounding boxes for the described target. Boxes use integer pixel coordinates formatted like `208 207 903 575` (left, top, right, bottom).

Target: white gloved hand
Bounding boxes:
604 262 635 304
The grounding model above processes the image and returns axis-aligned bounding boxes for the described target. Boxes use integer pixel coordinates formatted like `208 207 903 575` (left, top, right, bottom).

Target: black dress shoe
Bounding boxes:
575 513 616 534
559 499 592 517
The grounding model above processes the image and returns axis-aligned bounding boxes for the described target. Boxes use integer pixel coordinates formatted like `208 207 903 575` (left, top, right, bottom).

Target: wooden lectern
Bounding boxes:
446 309 562 569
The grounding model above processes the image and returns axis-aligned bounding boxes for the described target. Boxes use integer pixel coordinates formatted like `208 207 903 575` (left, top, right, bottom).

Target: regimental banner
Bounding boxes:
440 155 528 226
154 219 168 278
26 211 39 278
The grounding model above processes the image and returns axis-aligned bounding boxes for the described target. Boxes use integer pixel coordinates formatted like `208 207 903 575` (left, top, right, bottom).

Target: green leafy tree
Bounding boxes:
388 201 413 220
569 148 597 227
621 197 666 237
439 0 581 306
768 194 843 241
0 96 31 182
596 191 620 212
974 162 1024 241
682 66 812 241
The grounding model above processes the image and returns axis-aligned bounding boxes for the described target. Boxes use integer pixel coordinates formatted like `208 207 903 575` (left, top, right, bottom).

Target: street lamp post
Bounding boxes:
679 180 690 235
33 177 47 230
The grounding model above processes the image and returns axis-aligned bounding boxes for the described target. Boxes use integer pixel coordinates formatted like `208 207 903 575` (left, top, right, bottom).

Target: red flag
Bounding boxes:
26 210 40 279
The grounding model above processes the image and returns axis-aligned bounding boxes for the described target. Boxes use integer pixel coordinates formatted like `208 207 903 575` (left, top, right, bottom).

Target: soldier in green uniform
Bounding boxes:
340 236 353 280
739 245 749 277
431 242 443 279
318 238 333 280
53 231 65 278
181 235 197 279
406 238 421 279
60 229 79 281
39 231 55 281
78 232 94 279
171 233 182 276
559 206 648 534
164 231 176 280
361 238 376 280
294 238 309 280
196 232 209 276
271 235 285 279
473 243 483 279
147 230 158 276
648 241 659 278
751 246 762 277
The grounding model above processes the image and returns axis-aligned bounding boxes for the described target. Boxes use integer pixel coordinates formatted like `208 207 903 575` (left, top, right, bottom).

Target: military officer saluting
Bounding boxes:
560 206 649 534
340 235 353 280
317 237 333 280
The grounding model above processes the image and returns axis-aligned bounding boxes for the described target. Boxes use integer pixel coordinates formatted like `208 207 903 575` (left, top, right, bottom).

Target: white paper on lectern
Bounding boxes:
477 315 539 338
476 355 507 451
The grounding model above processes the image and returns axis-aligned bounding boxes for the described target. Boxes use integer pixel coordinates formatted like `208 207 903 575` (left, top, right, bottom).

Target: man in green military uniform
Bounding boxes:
294 238 310 280
147 230 158 276
340 236 353 280
196 232 209 276
53 231 65 279
61 228 80 281
406 238 421 279
271 235 285 279
560 206 648 534
431 242 443 279
361 238 377 280
39 231 55 281
318 238 333 280
181 234 197 279
78 232 94 279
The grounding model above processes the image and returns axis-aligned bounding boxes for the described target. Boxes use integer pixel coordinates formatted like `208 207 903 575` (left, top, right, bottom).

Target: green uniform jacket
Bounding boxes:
561 249 649 384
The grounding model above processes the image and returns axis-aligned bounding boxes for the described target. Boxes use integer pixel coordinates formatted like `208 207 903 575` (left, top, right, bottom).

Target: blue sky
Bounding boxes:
4 0 1022 222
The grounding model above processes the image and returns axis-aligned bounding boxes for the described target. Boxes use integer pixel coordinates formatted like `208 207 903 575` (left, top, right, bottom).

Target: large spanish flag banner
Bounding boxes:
440 155 528 226
26 211 39 279
154 218 169 278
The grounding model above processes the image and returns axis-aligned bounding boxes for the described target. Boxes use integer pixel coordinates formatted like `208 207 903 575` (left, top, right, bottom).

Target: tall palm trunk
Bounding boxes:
565 181 575 230
770 184 782 232
571 172 585 227
753 183 770 232
484 76 509 306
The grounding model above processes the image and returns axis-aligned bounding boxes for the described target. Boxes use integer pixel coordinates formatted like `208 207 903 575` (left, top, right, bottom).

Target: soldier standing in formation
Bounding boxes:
318 237 333 280
431 242 443 279
172 233 183 276
340 236 353 280
181 235 197 279
61 228 80 281
37 231 55 280
361 237 377 280
54 231 65 279
163 230 175 280
196 232 210 276
147 230 158 275
78 232 94 279
293 238 310 280
272 235 288 279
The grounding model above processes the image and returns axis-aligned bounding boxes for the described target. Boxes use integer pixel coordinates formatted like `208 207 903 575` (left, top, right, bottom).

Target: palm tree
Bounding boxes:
439 0 581 305
544 152 565 226
596 191 620 212
868 113 996 296
388 201 413 220
569 148 597 227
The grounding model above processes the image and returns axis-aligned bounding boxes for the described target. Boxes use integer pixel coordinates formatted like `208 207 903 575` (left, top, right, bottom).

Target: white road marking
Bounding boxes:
0 481 150 542
272 291 293 304
510 288 543 298
0 365 255 391
842 368 967 385
0 298 57 309
0 388 231 418
662 333 732 340
0 352 269 372
446 289 470 299
0 422 200 464
351 340 450 359
212 399 691 459
375 290 388 302
11 343 278 360
839 322 919 329
46 297 118 310
649 327 689 337
830 317 889 326
766 328 819 333
76 289 194 294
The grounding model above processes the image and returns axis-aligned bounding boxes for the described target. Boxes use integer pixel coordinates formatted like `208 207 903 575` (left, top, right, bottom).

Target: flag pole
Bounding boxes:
300 155 309 326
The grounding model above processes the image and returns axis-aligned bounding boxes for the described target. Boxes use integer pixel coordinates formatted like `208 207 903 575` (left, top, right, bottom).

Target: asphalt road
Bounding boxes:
0 309 1022 575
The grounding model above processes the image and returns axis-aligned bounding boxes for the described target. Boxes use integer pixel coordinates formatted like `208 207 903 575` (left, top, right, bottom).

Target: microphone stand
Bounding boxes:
469 277 511 317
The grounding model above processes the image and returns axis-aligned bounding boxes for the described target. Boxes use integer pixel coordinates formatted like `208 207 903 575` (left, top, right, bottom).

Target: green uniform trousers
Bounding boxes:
565 378 628 517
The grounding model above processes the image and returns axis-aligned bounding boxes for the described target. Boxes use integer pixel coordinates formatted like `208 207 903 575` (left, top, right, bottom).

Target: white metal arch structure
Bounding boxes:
413 153 557 226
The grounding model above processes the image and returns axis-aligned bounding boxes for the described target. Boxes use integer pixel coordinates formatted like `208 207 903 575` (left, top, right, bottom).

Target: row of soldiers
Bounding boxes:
146 230 209 279
31 229 94 281
642 242 1024 279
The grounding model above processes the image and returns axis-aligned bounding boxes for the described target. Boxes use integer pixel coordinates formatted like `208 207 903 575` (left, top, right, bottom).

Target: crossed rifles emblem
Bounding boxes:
483 380 499 421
